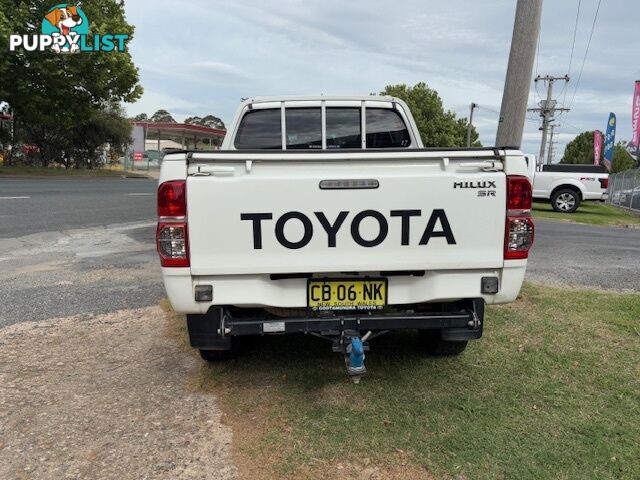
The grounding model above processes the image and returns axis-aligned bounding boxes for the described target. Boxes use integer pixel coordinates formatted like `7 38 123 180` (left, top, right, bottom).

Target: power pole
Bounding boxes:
528 75 570 165
547 124 556 164
466 102 478 147
495 0 543 148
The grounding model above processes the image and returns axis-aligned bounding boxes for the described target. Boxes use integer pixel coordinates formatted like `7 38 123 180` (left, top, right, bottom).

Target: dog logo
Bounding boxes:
9 3 128 53
42 4 89 53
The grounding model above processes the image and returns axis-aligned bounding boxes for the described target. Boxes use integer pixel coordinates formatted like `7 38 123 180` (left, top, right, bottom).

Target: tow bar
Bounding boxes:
194 300 485 383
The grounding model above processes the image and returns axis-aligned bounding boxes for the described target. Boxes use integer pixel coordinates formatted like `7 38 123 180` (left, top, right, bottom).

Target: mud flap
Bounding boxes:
440 298 484 341
186 307 232 351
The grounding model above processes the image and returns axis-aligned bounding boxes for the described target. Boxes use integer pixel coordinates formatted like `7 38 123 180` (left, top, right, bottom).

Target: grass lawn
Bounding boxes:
0 165 127 176
533 200 640 227
165 284 640 480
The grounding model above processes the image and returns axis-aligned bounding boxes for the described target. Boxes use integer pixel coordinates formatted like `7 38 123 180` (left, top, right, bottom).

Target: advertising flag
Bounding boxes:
632 81 640 152
593 130 602 166
603 113 616 171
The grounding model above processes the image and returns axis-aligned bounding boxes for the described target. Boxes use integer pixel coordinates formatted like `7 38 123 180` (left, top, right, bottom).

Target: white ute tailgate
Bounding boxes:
187 155 506 275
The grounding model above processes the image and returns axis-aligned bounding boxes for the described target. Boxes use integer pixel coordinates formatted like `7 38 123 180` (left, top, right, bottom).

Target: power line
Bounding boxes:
476 105 541 124
567 0 581 77
557 119 583 132
558 81 569 105
567 0 602 113
476 105 501 115
560 0 582 106
476 105 541 125
534 28 542 102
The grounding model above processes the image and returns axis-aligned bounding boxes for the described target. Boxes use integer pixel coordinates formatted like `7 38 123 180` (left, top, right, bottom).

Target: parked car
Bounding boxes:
631 187 640 210
143 150 163 167
156 96 534 379
526 156 608 213
610 190 621 205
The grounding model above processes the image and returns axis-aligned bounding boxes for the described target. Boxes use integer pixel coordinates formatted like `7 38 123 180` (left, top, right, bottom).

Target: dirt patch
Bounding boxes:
0 307 236 480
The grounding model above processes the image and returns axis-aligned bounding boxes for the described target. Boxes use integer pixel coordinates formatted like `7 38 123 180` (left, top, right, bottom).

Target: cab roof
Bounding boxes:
241 95 401 106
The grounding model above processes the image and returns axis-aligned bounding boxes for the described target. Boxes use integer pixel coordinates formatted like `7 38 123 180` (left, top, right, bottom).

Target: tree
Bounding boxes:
71 103 132 169
185 115 225 130
0 0 142 167
561 132 638 172
199 115 225 130
380 82 480 147
150 109 176 123
0 9 10 89
611 143 637 173
561 131 597 165
133 113 148 121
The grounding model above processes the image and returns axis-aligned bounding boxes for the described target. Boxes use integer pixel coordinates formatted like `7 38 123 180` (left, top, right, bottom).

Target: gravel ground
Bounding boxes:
0 307 236 480
0 222 163 328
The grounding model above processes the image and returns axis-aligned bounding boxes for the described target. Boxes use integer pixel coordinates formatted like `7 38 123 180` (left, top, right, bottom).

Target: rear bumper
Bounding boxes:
584 191 608 201
187 298 484 347
227 307 482 338
163 261 527 314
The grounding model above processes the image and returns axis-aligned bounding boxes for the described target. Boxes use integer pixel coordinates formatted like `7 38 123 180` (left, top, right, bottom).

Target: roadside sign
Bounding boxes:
132 125 145 161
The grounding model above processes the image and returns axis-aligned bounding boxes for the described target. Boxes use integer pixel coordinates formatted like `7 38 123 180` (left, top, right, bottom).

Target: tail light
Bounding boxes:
599 178 608 189
507 175 532 211
158 180 186 217
505 176 534 260
157 221 189 267
157 180 189 267
504 216 534 259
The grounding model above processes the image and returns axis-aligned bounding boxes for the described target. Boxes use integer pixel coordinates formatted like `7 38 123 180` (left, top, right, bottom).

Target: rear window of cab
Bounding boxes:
234 106 411 150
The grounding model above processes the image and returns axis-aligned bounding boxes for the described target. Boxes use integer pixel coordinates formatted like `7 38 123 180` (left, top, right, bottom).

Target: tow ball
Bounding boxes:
332 330 374 384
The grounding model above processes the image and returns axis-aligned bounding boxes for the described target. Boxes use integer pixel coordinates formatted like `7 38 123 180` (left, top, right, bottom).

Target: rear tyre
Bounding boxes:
199 348 235 362
419 331 468 356
551 188 581 213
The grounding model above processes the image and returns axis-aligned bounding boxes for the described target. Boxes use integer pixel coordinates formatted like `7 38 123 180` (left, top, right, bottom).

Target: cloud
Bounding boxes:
124 89 199 121
191 61 249 79
123 0 639 160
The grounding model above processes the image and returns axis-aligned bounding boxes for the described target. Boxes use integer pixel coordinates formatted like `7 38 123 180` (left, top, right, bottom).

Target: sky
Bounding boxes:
123 0 639 160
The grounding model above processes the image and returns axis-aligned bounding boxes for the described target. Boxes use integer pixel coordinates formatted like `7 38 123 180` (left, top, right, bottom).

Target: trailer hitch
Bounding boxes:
331 330 365 383
320 330 387 383
346 335 365 382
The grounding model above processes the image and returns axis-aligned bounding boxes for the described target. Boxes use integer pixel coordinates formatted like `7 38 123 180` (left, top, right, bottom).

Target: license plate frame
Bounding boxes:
307 278 388 312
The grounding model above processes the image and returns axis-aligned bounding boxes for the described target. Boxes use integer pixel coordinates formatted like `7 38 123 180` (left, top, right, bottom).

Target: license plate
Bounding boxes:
308 278 387 311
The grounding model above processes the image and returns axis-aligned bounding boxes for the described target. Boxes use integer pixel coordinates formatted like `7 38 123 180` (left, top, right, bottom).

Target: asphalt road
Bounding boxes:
0 176 161 327
528 220 640 291
0 176 638 328
0 176 156 238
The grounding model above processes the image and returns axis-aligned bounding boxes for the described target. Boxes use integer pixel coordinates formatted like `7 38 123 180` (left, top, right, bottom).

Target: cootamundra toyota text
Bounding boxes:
156 96 534 380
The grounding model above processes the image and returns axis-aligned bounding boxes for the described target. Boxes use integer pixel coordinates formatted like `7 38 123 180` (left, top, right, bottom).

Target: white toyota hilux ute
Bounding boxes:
157 96 534 379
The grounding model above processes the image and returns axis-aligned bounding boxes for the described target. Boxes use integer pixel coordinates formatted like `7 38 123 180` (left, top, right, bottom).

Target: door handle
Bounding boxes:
194 165 236 176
